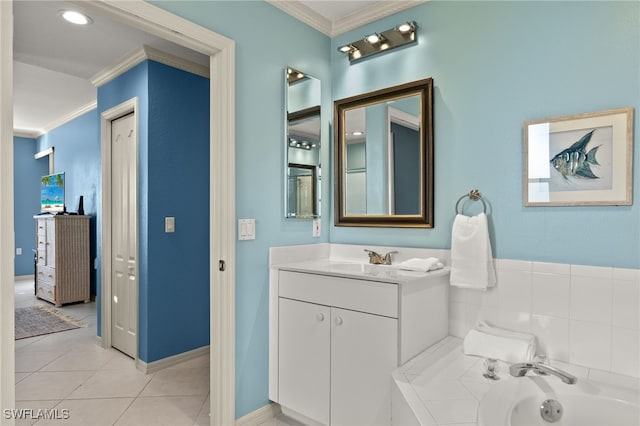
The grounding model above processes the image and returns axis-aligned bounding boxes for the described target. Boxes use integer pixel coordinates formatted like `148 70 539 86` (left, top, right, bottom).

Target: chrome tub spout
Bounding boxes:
509 362 577 385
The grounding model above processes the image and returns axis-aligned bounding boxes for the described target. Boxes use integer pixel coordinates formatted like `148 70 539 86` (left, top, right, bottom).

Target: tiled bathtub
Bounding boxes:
392 337 640 426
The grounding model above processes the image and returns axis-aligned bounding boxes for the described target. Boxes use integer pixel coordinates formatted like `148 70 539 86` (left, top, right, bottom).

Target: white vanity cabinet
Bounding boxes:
270 264 448 426
278 295 397 426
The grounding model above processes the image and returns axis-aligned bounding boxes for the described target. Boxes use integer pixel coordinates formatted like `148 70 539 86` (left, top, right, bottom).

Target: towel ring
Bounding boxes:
455 189 487 214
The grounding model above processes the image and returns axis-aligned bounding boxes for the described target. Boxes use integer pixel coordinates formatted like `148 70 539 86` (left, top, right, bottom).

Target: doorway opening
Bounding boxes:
2 2 236 424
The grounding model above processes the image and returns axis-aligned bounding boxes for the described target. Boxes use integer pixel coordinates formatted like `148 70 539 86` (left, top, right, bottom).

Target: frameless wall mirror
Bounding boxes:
334 78 434 227
285 67 321 219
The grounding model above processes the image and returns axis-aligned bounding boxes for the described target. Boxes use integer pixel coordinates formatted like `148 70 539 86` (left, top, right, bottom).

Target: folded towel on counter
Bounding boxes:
450 213 496 290
395 257 444 272
463 321 537 363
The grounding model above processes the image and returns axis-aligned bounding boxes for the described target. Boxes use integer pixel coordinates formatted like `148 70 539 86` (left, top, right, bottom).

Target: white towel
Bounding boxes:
450 213 496 290
463 321 537 363
395 257 444 272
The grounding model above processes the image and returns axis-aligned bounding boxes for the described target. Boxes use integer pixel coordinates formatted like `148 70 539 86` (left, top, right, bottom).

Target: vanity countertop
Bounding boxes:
272 258 449 285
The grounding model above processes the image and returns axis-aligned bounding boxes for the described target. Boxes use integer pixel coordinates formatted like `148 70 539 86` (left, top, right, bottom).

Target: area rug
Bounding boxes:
15 305 86 340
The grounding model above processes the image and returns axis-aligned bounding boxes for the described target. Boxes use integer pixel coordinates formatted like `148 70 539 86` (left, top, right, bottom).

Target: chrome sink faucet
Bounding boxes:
364 249 398 265
509 362 578 385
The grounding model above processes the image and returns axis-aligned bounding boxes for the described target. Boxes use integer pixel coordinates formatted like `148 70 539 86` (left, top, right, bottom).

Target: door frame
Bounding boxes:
0 0 15 414
100 98 139 359
0 1 236 425
85 3 237 425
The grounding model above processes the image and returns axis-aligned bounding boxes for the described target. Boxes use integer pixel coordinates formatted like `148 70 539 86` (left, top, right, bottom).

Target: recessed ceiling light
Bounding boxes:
59 10 93 26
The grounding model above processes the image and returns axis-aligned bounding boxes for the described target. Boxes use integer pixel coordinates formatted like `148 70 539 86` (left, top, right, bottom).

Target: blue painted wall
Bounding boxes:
13 137 48 276
97 60 210 363
36 110 100 293
146 60 210 361
151 1 332 418
331 1 640 269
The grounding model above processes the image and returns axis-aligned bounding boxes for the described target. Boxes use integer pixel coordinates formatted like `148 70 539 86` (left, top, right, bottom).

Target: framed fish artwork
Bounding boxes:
524 107 634 206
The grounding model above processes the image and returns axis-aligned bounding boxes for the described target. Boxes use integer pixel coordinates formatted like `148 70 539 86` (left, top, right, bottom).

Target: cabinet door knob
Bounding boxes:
316 313 325 322
334 316 343 326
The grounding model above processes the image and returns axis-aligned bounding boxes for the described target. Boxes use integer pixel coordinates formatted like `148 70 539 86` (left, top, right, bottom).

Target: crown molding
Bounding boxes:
39 101 98 137
268 0 428 37
13 129 39 139
267 0 332 36
90 45 210 87
14 101 97 139
333 1 428 36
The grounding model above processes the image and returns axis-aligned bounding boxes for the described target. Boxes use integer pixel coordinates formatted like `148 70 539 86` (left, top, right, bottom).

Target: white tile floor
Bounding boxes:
14 279 210 426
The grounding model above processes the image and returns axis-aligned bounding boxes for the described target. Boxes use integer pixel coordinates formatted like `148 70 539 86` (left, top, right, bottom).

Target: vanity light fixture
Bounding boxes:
338 21 418 63
396 22 415 33
288 138 314 150
59 10 93 25
287 67 307 84
364 33 383 44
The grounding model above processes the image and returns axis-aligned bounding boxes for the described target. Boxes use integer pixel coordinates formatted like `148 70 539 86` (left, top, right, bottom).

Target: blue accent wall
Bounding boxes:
331 1 640 269
97 60 210 363
36 110 100 293
146 60 210 360
13 137 48 276
391 122 420 214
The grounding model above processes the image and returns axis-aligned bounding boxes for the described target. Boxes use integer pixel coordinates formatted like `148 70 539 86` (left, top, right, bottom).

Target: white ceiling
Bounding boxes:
13 0 423 137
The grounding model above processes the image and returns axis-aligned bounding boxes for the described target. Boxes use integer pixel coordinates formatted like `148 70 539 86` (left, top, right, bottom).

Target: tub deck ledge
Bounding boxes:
392 336 640 426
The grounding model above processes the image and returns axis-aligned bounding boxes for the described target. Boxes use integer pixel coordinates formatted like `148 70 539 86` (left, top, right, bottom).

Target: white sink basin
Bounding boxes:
274 258 449 284
478 375 640 426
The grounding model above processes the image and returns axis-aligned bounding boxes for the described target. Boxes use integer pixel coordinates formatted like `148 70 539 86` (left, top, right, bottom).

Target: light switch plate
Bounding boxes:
312 219 320 237
238 219 255 240
165 217 175 233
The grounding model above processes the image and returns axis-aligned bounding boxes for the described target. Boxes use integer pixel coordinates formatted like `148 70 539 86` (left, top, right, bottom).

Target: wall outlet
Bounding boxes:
312 219 321 237
16 248 22 255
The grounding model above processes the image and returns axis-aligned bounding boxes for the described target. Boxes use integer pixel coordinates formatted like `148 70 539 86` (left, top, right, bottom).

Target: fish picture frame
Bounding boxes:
524 107 634 206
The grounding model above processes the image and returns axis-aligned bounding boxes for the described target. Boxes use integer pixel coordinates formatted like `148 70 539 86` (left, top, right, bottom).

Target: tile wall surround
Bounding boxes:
450 258 640 378
270 244 640 378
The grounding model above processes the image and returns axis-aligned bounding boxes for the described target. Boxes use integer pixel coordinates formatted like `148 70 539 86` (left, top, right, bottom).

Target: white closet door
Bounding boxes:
110 112 138 358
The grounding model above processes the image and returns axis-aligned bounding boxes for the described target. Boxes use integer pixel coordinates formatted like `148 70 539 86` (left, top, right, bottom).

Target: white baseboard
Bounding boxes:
135 345 210 374
236 403 281 426
15 275 34 281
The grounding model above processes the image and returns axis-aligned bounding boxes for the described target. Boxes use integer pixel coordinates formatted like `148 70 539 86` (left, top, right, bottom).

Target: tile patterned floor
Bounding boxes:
14 279 210 426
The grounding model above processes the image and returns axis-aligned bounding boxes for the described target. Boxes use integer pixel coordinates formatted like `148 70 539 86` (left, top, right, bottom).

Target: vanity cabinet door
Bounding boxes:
330 307 397 426
278 297 331 425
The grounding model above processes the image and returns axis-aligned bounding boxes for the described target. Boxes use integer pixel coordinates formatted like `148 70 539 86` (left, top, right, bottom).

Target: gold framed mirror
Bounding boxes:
334 78 434 227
